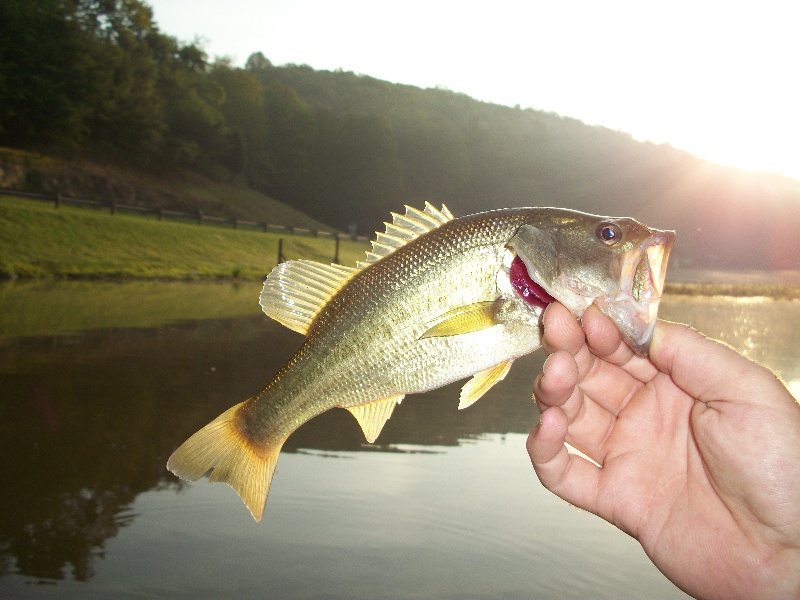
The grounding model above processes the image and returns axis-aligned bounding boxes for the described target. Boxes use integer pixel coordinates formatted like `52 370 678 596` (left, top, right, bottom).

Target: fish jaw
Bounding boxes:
594 229 675 356
506 217 675 357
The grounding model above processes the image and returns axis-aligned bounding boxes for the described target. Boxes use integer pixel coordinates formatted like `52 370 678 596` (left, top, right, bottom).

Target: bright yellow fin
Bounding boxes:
421 300 500 339
166 401 285 522
357 202 454 268
459 360 513 409
344 395 404 443
260 260 358 335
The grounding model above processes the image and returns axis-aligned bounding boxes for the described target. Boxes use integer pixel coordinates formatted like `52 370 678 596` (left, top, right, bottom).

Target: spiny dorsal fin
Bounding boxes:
344 395 405 443
260 260 358 335
458 360 513 410
357 202 454 269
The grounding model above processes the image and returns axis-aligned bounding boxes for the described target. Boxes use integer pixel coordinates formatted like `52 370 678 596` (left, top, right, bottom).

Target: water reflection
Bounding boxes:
0 287 797 598
0 315 545 586
659 294 800 379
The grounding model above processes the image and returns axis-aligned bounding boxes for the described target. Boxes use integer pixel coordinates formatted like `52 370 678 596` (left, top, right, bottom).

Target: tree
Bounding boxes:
0 0 96 148
210 61 268 181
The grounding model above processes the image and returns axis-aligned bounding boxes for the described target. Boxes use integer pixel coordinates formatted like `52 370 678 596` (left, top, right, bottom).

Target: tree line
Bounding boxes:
1 0 798 269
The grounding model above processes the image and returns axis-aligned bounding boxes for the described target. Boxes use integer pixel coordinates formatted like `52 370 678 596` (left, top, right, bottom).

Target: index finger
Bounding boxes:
582 306 660 383
538 303 642 418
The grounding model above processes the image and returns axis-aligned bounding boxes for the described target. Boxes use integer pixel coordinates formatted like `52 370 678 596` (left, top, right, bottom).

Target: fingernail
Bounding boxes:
541 353 552 374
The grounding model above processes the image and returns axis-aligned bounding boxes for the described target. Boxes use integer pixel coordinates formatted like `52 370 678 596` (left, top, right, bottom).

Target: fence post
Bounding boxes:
197 210 203 225
110 201 116 215
232 217 238 230
55 192 61 208
158 207 164 221
334 235 340 264
277 238 285 264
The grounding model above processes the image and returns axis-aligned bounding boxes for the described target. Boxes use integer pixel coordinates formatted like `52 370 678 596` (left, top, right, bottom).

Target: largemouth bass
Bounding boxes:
167 204 674 521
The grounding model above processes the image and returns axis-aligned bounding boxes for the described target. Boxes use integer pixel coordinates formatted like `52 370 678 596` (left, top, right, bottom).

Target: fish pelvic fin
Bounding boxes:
166 401 285 522
421 300 501 339
459 360 513 410
344 395 404 443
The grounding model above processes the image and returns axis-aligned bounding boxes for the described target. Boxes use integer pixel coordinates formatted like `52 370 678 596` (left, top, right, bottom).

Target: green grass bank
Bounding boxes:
0 195 368 280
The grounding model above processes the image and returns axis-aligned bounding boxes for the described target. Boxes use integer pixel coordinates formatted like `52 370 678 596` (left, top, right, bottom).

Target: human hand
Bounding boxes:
527 302 800 600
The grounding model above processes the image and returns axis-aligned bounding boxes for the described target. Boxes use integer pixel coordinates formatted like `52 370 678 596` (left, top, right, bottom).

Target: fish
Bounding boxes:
167 203 675 521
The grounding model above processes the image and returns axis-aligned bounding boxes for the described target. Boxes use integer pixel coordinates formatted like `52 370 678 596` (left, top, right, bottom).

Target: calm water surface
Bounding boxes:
1 283 798 599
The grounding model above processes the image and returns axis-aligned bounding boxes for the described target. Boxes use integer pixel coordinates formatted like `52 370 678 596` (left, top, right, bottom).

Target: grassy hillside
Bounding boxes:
0 147 336 231
0 195 368 280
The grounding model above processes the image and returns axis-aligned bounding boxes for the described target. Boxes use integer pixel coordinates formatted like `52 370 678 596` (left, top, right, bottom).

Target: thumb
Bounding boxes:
649 320 786 409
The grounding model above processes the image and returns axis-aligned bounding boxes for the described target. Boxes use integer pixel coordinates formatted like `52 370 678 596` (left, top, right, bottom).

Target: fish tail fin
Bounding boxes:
166 401 285 522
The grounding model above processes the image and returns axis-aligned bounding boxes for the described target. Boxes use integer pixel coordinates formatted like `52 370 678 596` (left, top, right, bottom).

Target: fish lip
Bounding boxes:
619 231 674 309
600 230 675 356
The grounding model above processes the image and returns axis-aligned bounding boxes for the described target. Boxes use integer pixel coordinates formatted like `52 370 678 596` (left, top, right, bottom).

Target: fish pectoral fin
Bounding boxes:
421 300 501 339
459 360 513 409
344 395 405 443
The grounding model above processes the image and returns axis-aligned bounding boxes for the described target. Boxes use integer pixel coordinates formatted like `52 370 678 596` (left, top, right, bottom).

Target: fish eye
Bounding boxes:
596 223 623 246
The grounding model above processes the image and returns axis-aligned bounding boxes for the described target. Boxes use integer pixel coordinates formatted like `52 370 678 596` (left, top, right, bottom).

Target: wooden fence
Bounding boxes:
0 187 368 243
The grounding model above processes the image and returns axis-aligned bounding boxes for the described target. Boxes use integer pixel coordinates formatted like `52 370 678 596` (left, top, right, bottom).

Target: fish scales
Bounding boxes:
244 210 535 438
168 204 675 521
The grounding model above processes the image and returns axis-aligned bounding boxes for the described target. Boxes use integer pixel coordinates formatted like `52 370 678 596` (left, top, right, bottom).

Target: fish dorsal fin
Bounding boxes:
357 202 454 269
458 360 513 410
344 395 405 443
260 260 359 335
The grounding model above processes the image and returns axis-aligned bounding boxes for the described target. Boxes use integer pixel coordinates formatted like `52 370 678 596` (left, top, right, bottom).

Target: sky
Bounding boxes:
146 0 799 181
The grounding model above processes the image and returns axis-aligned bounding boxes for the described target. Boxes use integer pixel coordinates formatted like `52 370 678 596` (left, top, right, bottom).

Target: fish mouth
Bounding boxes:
595 230 675 356
506 227 675 357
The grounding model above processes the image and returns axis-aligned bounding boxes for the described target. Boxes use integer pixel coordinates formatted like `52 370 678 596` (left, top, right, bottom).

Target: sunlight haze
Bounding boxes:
147 0 799 181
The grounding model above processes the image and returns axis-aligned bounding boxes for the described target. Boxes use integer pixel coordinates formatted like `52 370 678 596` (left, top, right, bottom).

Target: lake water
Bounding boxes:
1 283 798 599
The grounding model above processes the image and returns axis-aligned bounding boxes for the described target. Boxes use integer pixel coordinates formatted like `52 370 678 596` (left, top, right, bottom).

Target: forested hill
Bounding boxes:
1 1 798 271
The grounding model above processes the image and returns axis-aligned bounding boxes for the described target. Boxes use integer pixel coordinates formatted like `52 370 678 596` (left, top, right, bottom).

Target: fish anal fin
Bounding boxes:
459 360 513 410
344 395 404 443
166 401 285 522
421 300 501 339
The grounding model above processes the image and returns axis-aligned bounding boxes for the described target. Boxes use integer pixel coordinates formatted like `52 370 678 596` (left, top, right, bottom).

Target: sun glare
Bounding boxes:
146 0 800 181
